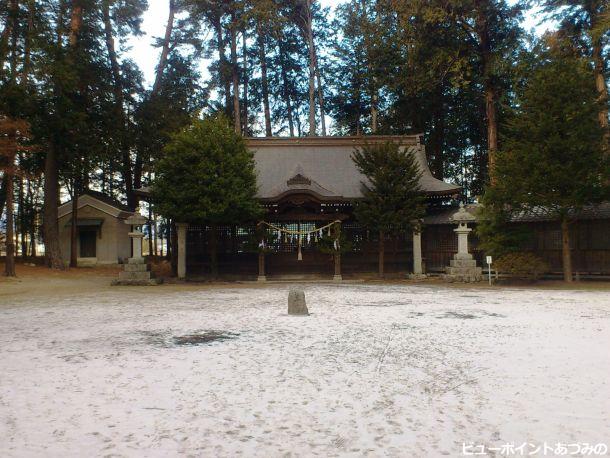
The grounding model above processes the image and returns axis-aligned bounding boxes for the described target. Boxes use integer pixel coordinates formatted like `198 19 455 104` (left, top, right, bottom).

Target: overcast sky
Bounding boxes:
127 0 549 88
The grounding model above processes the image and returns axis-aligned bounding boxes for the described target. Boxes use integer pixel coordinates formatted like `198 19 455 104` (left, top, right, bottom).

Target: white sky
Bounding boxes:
126 1 552 88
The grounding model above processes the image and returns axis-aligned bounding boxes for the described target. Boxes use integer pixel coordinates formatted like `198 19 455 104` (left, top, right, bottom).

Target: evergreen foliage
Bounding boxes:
481 45 608 280
152 115 262 226
352 141 426 276
0 0 608 276
353 142 426 235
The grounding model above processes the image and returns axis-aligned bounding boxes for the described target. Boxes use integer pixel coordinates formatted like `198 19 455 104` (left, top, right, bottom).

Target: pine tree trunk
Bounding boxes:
4 145 15 276
43 146 64 269
153 214 158 256
8 0 18 78
371 91 378 133
432 86 445 179
30 214 36 257
18 169 26 257
214 14 232 114
170 221 177 276
103 0 135 210
69 185 78 267
592 39 609 155
359 0 380 134
561 217 573 282
21 0 33 88
148 204 153 257
230 13 241 135
68 0 83 47
133 154 143 191
278 40 295 136
313 43 326 135
0 174 6 218
242 26 249 135
485 83 498 182
152 0 175 95
67 0 83 269
27 179 35 257
0 11 12 77
44 7 66 270
378 229 385 278
306 0 317 136
475 4 497 184
258 24 272 137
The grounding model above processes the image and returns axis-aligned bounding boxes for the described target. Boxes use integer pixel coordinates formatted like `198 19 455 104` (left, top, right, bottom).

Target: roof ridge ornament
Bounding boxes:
287 173 312 187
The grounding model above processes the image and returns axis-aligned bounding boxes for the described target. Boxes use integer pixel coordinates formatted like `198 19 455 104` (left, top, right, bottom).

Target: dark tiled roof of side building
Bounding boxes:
423 202 610 225
79 189 133 213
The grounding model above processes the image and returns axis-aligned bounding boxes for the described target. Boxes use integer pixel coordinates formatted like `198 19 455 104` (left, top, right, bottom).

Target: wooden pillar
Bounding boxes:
257 222 266 281
176 223 188 279
334 252 342 281
258 252 266 281
333 221 342 282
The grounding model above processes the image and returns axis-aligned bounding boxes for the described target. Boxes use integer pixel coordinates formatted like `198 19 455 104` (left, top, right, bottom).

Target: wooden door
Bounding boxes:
79 230 97 258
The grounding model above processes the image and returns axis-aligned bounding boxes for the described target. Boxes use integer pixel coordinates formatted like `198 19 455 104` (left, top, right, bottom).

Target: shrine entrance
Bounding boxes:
256 192 347 279
262 219 340 278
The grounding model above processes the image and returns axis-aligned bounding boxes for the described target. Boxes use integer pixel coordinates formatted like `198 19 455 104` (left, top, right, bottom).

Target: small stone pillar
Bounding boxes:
442 203 482 282
288 289 309 315
112 208 160 286
409 221 426 280
176 223 188 280
413 230 422 274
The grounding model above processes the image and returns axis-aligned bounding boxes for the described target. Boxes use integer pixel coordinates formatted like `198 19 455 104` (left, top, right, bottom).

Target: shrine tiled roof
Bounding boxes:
246 136 461 201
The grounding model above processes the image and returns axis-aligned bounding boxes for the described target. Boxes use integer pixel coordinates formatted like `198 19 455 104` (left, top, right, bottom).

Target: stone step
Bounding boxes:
112 278 163 286
123 263 150 272
442 273 483 283
450 259 478 268
446 266 482 276
119 271 155 281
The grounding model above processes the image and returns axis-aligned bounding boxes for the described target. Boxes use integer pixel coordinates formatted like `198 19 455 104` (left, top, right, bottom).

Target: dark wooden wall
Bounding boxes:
421 220 610 274
185 219 610 277
186 220 414 277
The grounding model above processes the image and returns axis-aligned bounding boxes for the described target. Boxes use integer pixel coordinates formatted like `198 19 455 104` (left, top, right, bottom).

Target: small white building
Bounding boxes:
58 191 134 266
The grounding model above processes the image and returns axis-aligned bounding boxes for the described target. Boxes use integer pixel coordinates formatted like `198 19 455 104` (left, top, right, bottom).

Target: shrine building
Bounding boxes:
174 135 461 280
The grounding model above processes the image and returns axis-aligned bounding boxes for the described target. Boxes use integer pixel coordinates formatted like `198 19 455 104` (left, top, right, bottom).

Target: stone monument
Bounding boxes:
112 208 162 286
288 289 309 315
442 203 482 283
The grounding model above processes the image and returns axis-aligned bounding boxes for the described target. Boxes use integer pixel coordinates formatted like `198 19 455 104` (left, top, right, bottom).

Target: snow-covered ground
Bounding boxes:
0 283 609 457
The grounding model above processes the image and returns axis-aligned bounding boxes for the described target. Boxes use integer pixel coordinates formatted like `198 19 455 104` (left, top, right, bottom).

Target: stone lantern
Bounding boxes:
125 209 147 262
112 207 161 286
442 203 482 282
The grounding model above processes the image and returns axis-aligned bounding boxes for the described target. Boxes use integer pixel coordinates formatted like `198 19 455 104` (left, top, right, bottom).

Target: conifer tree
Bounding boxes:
540 0 609 154
485 45 608 281
152 115 262 278
352 141 426 277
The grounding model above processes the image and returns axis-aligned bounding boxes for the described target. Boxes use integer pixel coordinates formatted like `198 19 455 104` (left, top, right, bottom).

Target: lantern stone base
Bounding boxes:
442 256 482 283
112 258 162 286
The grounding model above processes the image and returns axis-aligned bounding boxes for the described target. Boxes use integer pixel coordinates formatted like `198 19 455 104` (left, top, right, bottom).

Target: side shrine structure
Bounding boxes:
172 136 462 280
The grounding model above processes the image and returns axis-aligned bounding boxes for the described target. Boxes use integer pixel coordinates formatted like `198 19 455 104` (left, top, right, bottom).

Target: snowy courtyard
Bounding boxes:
0 282 609 457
